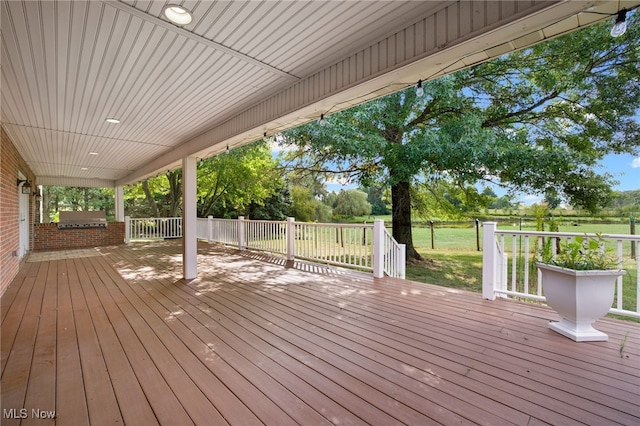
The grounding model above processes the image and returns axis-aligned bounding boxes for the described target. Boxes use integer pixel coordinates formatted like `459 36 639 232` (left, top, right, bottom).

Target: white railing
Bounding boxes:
381 224 406 279
127 216 406 279
482 222 640 319
244 219 288 255
197 217 238 245
294 221 373 271
125 216 182 242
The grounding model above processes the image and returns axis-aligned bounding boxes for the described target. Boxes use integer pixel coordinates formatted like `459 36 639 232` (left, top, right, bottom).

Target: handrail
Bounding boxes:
293 221 374 271
128 216 406 279
125 217 182 242
482 222 640 319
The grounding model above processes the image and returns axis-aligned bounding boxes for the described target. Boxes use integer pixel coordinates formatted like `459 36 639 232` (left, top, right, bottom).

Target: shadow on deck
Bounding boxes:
2 240 638 425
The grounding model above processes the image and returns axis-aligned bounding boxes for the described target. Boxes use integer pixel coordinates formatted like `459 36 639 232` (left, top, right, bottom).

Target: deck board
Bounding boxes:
55 259 89 426
279 268 639 417
79 255 194 426
2 241 639 425
75 257 159 426
68 257 124 425
22 261 57 426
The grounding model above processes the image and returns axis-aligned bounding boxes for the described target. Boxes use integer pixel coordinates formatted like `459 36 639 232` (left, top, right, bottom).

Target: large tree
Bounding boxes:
125 169 182 217
124 141 281 218
279 14 640 260
196 140 282 218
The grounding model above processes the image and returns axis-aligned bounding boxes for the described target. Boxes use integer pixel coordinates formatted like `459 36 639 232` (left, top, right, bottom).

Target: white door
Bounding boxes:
18 188 29 259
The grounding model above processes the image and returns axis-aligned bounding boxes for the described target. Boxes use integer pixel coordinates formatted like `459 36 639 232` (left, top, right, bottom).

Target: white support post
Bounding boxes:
238 216 245 250
286 217 295 261
125 216 131 244
115 185 125 222
482 222 497 300
183 157 198 280
372 219 385 278
399 243 406 279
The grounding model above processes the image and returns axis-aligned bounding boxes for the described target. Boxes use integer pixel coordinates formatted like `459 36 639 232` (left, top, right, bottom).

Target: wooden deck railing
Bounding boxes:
292 221 373 272
125 217 182 241
125 216 406 279
482 222 640 319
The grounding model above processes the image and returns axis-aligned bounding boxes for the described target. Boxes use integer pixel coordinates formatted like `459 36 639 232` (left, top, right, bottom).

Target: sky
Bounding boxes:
600 153 640 192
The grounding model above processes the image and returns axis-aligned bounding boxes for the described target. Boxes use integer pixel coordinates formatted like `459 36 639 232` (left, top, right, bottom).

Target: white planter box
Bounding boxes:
537 263 625 342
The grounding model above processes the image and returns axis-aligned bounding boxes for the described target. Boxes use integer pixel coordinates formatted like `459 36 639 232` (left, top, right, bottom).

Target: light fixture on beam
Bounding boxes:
415 80 424 97
17 179 32 194
163 5 193 25
610 9 628 37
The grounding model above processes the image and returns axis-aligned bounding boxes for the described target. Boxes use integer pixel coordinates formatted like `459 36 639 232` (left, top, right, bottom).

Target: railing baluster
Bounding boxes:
511 235 516 293
617 240 623 311
537 237 543 296
637 255 640 315
523 236 530 295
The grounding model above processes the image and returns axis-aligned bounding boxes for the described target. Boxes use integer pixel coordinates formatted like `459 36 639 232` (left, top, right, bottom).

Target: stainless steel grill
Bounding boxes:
58 211 107 229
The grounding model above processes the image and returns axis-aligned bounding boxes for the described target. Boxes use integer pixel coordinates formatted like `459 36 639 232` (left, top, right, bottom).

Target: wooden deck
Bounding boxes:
1 241 639 425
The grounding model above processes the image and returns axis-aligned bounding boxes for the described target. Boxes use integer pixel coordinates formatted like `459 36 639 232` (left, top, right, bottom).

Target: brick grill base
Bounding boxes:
33 222 125 251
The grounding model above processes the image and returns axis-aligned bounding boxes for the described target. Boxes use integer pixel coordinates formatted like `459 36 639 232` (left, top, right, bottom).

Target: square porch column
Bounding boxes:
183 157 197 279
115 185 125 222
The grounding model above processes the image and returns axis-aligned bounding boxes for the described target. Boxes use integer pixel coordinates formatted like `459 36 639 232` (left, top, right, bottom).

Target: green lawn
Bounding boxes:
406 250 484 292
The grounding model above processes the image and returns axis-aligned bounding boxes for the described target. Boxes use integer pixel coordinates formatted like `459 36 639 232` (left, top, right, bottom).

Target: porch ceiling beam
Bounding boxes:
116 0 630 186
38 176 116 189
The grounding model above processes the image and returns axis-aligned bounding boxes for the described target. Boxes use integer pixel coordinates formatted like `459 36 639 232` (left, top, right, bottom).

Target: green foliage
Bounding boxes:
124 141 283 218
362 185 390 215
288 185 331 222
541 234 618 270
244 186 291 220
528 203 551 231
43 186 115 221
332 189 371 218
608 190 640 217
411 178 492 221
125 170 181 217
487 194 515 210
197 141 282 217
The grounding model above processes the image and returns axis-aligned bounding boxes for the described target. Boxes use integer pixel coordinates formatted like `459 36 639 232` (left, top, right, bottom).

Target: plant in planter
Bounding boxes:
537 234 625 342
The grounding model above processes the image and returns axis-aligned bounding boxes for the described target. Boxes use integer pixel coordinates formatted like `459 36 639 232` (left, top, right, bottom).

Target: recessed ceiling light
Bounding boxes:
81 167 88 171
89 152 99 155
106 118 120 124
163 5 192 25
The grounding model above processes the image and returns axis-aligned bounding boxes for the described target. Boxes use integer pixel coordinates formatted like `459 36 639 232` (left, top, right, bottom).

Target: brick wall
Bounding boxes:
1 128 35 296
33 222 125 251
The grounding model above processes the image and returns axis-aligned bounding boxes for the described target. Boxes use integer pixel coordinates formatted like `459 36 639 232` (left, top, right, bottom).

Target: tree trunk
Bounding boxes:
167 170 182 217
141 181 159 217
42 188 51 223
391 180 422 260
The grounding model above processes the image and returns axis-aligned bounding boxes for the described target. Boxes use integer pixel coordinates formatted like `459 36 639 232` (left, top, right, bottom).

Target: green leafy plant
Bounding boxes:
541 233 619 270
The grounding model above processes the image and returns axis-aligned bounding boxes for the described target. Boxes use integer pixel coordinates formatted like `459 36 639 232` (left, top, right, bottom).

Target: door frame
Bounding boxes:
17 173 30 259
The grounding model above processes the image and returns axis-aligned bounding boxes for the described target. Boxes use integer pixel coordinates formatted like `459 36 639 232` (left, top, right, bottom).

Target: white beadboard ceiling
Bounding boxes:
2 0 636 188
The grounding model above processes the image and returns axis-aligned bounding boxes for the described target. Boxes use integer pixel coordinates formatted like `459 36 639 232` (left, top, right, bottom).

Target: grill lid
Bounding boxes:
58 211 107 229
